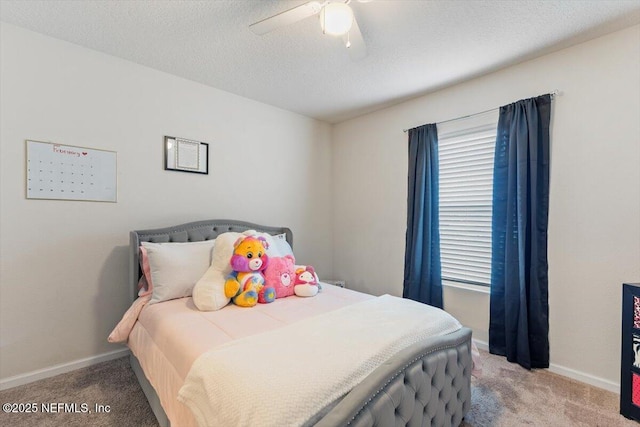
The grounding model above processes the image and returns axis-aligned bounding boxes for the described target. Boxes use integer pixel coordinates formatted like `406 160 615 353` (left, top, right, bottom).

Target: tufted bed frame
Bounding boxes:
129 219 472 427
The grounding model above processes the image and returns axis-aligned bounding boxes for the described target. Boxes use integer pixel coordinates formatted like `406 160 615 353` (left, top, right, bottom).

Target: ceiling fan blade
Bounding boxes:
249 1 323 35
343 16 367 60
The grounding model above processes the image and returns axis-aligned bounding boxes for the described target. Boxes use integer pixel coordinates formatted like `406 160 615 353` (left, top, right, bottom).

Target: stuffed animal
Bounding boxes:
263 255 296 299
224 236 274 307
294 265 319 297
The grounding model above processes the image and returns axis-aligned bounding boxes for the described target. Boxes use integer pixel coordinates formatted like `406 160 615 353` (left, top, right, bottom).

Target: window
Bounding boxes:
438 111 497 286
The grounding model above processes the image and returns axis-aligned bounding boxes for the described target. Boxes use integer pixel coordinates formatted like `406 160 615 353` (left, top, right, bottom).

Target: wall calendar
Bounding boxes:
26 140 117 202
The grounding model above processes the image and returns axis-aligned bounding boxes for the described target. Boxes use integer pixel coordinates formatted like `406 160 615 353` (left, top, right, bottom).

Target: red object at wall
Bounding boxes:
621 283 640 421
633 373 640 408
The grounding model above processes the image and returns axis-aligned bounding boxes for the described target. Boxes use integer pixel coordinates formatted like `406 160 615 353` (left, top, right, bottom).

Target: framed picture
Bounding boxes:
164 136 208 174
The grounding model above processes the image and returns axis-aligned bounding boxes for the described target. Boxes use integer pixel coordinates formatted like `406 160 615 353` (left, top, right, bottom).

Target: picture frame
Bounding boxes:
164 136 209 174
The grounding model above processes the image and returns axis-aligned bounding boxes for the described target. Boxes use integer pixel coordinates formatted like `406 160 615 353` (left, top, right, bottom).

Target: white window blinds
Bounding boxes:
438 111 497 286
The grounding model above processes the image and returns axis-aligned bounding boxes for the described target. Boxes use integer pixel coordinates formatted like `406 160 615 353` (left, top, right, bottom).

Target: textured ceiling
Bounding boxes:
1 0 639 123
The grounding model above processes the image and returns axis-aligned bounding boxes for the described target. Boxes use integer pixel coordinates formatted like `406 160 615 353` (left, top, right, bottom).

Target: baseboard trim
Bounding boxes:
473 338 489 352
0 348 130 391
549 362 620 394
472 338 619 394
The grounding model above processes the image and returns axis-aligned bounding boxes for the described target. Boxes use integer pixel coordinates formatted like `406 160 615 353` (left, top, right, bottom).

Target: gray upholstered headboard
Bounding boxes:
130 219 293 301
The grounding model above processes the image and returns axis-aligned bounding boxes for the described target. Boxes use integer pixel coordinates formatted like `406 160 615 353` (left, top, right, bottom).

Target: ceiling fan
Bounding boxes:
249 0 370 60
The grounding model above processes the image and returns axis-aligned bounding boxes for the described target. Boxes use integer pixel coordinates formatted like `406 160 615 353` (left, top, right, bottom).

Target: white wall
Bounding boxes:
332 25 640 390
0 23 333 380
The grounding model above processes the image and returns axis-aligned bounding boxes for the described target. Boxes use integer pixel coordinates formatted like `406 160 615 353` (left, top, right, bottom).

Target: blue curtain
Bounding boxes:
403 124 443 309
489 94 551 369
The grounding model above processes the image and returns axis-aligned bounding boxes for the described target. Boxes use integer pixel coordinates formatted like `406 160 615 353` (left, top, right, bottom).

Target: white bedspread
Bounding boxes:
177 294 462 427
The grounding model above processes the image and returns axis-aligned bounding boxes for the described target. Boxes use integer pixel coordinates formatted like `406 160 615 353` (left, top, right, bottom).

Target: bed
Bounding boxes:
119 219 472 427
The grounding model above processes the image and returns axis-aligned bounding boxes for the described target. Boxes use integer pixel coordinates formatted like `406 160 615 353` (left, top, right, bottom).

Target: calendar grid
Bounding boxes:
26 140 117 202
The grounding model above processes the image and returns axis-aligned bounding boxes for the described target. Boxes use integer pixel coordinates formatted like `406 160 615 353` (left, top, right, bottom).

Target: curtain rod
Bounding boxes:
402 90 560 133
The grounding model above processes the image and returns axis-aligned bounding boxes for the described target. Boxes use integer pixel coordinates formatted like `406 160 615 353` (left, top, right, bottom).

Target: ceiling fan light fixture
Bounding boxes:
320 2 354 36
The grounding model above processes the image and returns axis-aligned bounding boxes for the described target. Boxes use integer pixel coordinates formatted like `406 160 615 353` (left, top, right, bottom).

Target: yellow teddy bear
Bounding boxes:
224 236 274 307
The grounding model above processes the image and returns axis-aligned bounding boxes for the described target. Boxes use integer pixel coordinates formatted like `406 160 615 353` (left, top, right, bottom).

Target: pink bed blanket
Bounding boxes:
108 284 482 425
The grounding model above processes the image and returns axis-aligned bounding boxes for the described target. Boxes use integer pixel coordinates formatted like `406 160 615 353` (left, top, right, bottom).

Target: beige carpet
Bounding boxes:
462 349 636 427
0 357 156 427
0 350 635 426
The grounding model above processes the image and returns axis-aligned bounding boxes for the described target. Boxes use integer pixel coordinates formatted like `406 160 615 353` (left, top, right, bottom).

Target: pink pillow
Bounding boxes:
263 255 296 299
138 246 153 296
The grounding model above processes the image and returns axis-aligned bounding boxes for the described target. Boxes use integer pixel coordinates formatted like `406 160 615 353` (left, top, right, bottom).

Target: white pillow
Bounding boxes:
270 233 294 258
252 231 294 258
142 240 216 305
192 268 229 312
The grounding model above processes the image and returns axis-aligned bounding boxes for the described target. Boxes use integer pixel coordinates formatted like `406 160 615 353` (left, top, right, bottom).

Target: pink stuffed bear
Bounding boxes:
294 265 319 297
224 236 274 307
262 255 296 299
